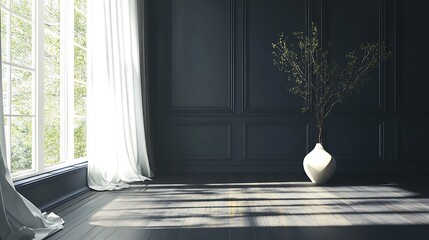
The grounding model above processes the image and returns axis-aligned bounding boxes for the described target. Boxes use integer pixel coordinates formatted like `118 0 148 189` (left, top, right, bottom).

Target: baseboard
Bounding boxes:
39 186 90 212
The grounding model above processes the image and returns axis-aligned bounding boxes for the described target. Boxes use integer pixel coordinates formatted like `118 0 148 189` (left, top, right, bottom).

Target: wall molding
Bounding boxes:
39 187 89 212
242 121 310 161
325 121 384 161
393 0 399 112
242 0 311 112
395 121 429 160
321 0 387 112
167 120 233 161
167 0 235 112
392 0 429 114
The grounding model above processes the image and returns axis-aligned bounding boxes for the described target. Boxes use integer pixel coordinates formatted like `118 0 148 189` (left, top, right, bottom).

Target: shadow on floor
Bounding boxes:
84 225 429 240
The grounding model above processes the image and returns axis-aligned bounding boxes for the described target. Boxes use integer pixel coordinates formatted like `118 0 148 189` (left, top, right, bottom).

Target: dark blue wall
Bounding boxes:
148 0 429 174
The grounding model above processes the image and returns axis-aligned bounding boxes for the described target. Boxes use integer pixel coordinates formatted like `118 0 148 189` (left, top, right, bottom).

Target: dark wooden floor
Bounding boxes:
47 174 429 240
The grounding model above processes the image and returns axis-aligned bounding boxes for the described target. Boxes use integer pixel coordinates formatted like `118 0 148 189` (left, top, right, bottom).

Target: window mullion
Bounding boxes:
67 0 75 161
35 0 45 173
61 0 75 162
6 2 11 170
60 0 67 163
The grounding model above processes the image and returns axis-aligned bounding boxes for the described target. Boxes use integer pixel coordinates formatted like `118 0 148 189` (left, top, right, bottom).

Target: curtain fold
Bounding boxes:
87 0 153 191
138 0 156 176
0 36 64 240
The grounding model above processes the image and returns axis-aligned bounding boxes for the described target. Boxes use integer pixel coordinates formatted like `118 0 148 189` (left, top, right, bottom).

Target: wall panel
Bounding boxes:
324 0 384 111
395 0 429 112
168 122 232 160
244 0 307 111
325 122 383 160
397 123 429 160
243 122 309 160
169 0 233 111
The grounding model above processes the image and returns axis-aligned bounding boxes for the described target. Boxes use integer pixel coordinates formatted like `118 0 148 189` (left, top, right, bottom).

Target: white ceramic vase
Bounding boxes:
303 143 336 184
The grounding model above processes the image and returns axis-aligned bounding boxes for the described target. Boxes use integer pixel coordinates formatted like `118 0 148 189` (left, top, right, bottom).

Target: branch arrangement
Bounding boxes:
272 23 390 144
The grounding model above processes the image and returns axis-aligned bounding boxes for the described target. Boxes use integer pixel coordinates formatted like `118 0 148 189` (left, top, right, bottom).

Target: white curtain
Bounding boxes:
0 41 63 240
87 0 153 191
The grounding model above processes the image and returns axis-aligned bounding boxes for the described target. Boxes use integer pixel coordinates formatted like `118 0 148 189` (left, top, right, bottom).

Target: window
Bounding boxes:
1 0 87 179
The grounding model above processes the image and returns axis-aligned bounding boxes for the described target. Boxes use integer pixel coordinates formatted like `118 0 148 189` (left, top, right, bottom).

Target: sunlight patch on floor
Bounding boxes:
88 183 429 228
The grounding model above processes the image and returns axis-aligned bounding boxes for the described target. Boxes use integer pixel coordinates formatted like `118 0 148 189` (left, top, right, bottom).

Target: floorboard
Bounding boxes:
46 174 429 240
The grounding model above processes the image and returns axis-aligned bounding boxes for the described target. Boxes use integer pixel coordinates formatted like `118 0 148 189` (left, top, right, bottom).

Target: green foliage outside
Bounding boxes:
11 117 32 172
74 81 87 159
1 9 6 62
44 75 61 165
44 0 62 166
73 0 87 159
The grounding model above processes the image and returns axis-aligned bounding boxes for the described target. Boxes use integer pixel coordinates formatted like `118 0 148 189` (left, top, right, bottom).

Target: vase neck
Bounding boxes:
315 143 324 149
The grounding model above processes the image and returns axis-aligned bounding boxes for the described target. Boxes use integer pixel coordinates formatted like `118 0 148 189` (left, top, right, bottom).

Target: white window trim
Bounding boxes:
65 0 74 162
12 157 87 181
35 0 45 175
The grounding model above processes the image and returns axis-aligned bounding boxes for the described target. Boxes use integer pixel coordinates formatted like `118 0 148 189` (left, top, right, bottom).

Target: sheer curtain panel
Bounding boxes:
87 0 153 191
0 37 64 240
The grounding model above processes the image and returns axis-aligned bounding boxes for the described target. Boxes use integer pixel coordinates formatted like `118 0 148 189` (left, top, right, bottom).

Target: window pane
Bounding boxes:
73 0 87 161
74 46 86 82
1 0 9 7
4 116 10 163
1 9 8 62
11 67 32 115
44 32 60 75
74 0 86 13
11 15 32 67
74 82 86 116
44 0 60 35
74 82 87 161
11 116 32 173
74 10 86 48
44 75 61 165
2 65 9 114
74 116 86 159
11 0 32 20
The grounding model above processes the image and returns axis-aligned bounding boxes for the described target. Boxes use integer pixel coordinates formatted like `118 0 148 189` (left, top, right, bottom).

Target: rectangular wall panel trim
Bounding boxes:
167 121 233 161
322 0 386 112
167 0 235 112
242 121 310 161
396 122 429 159
242 0 311 112
324 121 384 160
393 0 429 113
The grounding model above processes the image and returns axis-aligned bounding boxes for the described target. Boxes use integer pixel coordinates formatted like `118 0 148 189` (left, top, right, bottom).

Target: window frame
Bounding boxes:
1 0 87 181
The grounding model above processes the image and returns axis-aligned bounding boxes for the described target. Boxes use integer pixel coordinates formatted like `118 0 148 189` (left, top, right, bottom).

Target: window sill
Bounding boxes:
12 158 87 181
14 161 88 188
